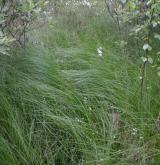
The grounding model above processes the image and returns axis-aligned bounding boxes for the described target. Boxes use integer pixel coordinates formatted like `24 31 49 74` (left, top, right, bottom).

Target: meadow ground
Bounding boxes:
0 4 160 165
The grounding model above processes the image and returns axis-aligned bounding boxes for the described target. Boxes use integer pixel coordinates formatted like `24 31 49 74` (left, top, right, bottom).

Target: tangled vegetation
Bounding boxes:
0 0 160 164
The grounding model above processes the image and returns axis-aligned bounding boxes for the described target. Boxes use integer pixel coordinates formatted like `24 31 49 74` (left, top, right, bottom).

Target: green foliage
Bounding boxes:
124 0 160 41
0 1 160 164
0 30 14 55
106 0 160 53
0 0 49 47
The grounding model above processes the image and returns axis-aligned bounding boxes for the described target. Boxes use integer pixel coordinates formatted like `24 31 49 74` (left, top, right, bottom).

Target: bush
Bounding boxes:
0 0 48 47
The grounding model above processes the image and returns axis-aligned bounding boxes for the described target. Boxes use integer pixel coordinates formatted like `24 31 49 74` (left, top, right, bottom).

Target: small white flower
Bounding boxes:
141 57 147 63
82 0 92 8
139 76 143 80
152 21 158 28
132 128 138 132
131 132 136 135
131 128 138 136
97 47 103 57
75 117 82 123
141 56 153 64
143 44 152 51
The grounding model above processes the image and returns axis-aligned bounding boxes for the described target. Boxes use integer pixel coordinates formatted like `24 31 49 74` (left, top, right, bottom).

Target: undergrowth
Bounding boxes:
0 4 160 165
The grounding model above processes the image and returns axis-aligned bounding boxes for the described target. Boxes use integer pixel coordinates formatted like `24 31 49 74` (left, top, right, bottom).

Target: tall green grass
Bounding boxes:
0 3 160 165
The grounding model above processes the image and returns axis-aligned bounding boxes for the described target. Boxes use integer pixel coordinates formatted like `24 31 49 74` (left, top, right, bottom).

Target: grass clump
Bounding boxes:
0 2 160 165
